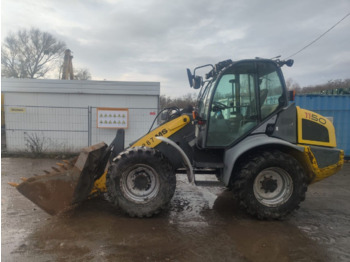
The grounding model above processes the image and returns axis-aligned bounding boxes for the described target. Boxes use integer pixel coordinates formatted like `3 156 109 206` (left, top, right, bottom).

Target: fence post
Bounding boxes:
88 106 92 146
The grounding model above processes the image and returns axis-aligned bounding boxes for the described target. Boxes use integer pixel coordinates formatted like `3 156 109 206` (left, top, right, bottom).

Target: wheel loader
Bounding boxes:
11 58 344 219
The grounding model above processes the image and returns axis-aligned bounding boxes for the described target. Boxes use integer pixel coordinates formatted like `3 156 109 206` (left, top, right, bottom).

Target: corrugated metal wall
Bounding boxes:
295 95 350 157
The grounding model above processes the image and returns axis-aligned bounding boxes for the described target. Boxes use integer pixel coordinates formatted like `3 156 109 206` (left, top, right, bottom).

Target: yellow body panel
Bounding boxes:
296 106 336 147
131 115 190 147
90 115 191 193
298 145 344 183
90 170 108 194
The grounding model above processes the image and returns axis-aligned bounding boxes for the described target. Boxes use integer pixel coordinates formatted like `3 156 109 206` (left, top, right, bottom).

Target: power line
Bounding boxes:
285 12 350 59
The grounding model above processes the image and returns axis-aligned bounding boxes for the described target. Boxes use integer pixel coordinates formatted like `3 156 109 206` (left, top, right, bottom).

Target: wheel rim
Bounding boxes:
253 167 293 207
121 164 160 203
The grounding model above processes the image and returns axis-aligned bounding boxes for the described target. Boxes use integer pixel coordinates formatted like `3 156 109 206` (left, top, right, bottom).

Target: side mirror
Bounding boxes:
193 76 203 89
187 69 203 89
186 68 194 87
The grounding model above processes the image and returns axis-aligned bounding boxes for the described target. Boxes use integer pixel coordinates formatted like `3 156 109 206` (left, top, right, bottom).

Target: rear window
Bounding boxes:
302 119 329 142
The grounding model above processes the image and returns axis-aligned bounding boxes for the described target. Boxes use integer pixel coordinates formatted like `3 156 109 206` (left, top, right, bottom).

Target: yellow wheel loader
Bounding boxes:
11 58 344 219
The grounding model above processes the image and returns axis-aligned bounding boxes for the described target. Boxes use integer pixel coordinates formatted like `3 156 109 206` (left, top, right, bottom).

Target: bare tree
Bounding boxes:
1 28 66 79
74 68 92 80
160 93 197 109
286 78 301 93
302 79 350 94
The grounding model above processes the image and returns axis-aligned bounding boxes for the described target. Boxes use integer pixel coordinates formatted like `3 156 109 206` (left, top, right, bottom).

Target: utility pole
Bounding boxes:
61 49 74 80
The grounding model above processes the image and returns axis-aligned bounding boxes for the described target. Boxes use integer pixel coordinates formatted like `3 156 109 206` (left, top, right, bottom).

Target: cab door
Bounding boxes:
196 60 286 148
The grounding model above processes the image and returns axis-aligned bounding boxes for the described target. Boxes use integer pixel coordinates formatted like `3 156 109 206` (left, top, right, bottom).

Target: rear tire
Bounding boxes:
106 147 176 217
233 150 307 219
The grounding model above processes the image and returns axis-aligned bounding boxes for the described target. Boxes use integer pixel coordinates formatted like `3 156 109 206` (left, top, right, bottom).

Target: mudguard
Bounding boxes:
222 134 304 186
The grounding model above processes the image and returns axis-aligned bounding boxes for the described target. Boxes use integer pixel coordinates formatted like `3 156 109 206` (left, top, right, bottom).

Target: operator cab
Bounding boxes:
191 59 289 149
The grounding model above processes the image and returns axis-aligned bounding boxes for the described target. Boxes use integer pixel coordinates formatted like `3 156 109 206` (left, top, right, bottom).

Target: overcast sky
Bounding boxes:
2 0 350 97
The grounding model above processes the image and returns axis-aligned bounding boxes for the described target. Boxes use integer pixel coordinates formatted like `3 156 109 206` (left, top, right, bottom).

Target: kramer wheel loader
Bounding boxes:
11 58 344 219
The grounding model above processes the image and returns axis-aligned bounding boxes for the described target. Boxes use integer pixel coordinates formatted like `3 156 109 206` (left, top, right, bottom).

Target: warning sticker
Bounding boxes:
97 108 128 129
10 107 26 113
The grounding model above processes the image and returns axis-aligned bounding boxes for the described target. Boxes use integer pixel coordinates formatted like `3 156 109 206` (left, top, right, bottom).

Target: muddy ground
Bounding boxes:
1 158 350 262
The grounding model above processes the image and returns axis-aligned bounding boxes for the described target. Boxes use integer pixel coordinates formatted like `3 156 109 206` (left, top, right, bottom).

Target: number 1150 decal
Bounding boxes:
304 112 327 125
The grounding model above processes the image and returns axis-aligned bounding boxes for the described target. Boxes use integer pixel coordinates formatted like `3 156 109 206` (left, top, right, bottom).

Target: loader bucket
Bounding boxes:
15 142 108 215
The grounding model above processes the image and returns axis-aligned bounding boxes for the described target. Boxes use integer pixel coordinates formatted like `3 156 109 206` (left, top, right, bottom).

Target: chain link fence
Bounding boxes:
3 105 158 154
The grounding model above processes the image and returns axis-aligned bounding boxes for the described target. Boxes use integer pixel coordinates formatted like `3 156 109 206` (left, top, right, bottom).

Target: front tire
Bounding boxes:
107 147 176 217
233 150 307 219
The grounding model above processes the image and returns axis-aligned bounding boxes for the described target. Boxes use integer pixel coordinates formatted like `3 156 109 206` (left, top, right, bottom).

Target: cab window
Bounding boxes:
207 62 257 147
206 61 284 147
258 62 284 119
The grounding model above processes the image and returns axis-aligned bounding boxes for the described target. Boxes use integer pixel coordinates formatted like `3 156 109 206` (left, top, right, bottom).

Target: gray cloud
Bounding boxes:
2 0 350 96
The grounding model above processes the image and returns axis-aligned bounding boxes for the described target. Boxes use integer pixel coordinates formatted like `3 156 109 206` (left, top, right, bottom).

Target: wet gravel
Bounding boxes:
2 158 350 262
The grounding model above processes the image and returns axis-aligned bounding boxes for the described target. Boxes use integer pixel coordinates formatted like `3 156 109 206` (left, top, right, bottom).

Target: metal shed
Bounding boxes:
2 78 160 153
295 95 350 158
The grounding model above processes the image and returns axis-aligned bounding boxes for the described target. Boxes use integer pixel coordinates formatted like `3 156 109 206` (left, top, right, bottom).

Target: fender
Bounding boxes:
156 136 195 185
92 115 191 194
222 134 305 186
